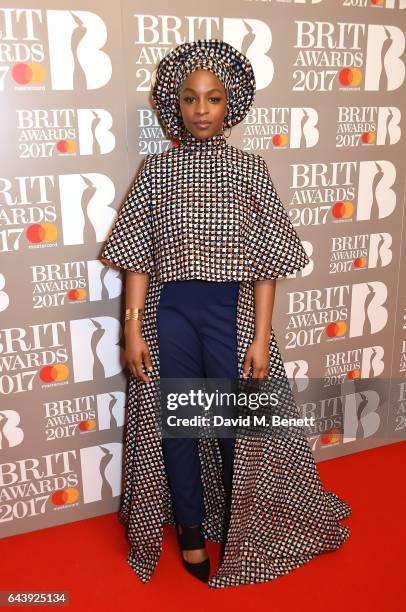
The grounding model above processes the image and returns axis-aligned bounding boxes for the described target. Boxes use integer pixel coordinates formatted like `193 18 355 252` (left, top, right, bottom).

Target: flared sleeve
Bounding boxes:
99 154 155 274
246 154 310 279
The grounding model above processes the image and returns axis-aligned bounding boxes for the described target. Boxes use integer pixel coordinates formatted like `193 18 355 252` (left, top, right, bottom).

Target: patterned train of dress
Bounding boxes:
100 130 352 588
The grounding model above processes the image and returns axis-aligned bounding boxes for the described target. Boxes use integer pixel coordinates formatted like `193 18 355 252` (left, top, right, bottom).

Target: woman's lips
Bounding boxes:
195 122 211 129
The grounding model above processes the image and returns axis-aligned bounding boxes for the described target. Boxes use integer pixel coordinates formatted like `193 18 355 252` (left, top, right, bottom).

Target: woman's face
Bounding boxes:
179 69 228 139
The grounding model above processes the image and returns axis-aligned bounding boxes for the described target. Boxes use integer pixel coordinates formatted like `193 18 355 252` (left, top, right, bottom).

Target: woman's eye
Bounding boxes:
182 96 221 103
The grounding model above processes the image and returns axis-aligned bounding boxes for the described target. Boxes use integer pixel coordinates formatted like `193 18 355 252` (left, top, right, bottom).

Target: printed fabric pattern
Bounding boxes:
100 132 352 588
151 39 256 140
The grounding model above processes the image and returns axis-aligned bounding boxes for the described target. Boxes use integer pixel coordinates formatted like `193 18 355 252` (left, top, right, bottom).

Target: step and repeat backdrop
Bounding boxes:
1 0 405 538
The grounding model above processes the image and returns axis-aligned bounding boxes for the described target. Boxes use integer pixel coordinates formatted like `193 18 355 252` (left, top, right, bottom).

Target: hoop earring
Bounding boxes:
223 125 232 138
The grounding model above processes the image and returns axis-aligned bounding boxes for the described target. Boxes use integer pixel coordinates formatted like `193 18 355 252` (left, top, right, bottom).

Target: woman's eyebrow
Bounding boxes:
181 87 223 93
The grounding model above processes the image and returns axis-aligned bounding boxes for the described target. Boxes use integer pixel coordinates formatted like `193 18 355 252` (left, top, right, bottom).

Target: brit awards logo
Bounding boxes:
293 22 405 92
0 317 124 395
290 160 397 227
342 1 406 11
16 108 116 159
305 378 384 451
0 445 122 529
0 391 126 451
336 107 401 147
244 107 320 150
285 281 388 350
0 9 112 91
0 173 117 253
29 259 123 310
329 232 393 273
324 345 385 382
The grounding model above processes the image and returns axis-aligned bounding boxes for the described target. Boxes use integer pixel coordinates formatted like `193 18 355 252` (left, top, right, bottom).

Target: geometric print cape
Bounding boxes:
100 131 352 588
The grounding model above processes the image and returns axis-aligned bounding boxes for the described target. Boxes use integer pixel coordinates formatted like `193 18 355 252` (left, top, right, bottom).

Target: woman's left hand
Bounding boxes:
242 337 270 379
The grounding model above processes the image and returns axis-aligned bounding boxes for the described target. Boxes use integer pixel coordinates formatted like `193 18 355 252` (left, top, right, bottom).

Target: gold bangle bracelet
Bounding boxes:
125 308 144 321
125 314 144 321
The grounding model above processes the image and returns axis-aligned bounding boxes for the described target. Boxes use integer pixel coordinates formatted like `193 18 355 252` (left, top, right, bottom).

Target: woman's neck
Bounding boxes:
181 129 227 154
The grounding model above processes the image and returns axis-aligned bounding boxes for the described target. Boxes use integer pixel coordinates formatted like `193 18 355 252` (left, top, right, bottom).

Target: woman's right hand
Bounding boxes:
124 322 153 382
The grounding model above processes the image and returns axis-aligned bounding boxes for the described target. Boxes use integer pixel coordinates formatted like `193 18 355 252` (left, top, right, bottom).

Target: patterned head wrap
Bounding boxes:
151 39 256 140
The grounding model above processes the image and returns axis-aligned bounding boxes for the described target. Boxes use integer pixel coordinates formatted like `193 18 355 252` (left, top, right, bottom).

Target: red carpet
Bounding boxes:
1 440 405 612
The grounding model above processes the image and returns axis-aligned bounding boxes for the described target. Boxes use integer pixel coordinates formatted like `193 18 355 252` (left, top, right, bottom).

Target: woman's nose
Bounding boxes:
195 100 209 114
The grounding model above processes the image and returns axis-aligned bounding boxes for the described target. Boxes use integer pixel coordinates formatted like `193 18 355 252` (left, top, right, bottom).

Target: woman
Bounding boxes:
100 39 352 588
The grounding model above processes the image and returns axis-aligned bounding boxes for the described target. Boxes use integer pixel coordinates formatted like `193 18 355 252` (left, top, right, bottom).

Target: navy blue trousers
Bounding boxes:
157 280 240 527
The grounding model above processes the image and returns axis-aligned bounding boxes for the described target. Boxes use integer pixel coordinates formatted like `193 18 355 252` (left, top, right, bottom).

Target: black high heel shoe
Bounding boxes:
176 523 210 583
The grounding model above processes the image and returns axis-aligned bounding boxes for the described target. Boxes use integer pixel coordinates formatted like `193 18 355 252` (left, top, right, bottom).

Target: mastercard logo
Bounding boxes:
320 429 341 445
52 488 80 506
339 68 363 87
354 257 367 268
26 224 58 244
79 420 97 432
361 132 376 144
12 63 45 85
326 321 347 338
371 0 384 5
68 289 87 301
331 201 354 219
39 364 69 383
57 140 77 154
347 369 361 379
272 134 289 147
